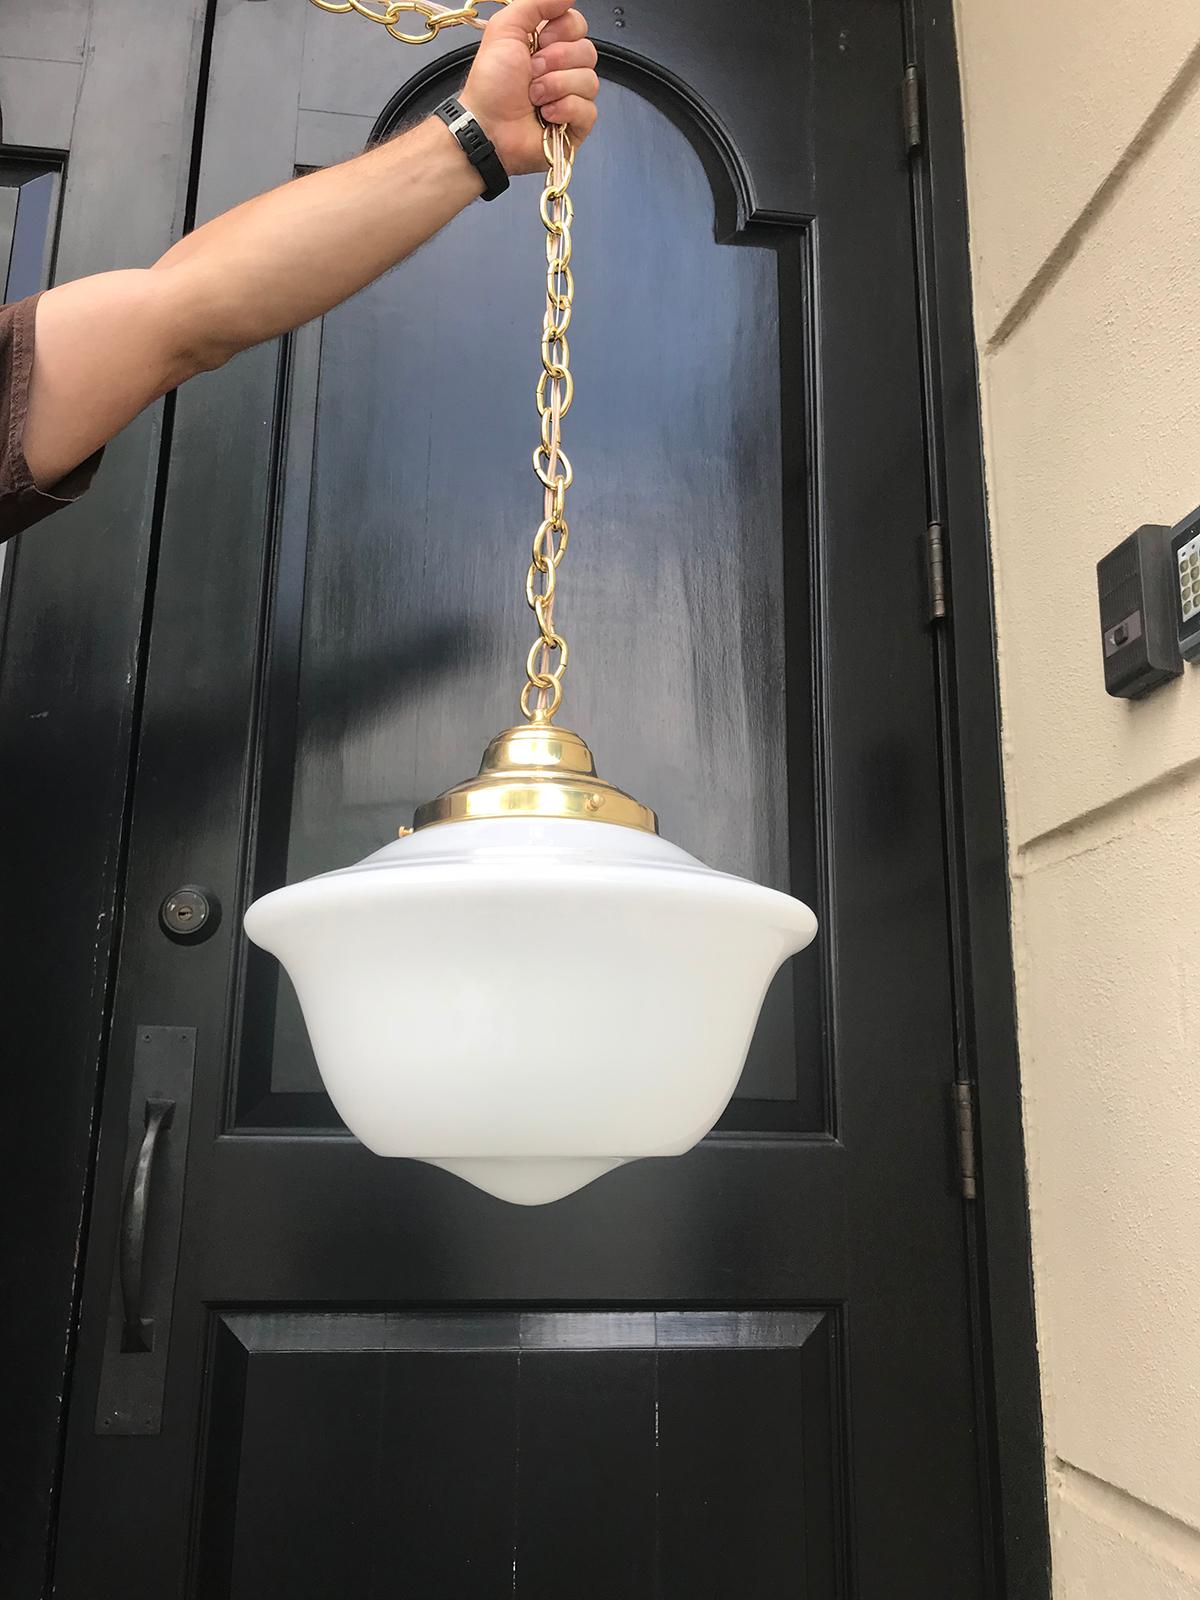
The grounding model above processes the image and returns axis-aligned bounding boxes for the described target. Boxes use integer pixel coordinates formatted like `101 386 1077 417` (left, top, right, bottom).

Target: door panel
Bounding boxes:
0 6 208 1590
242 73 817 1132
0 161 59 301
0 158 58 604
197 1311 836 1599
54 1 987 1595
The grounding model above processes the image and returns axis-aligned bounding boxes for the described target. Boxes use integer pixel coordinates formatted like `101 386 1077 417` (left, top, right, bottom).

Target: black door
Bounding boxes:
54 1 986 1593
0 5 210 1591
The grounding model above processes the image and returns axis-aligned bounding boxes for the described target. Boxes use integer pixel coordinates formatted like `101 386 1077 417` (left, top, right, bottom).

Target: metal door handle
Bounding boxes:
97 1028 195 1434
120 1098 175 1352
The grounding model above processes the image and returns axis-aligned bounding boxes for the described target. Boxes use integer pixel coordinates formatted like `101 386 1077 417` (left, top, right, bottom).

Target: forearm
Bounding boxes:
153 116 481 363
21 0 598 493
24 118 480 487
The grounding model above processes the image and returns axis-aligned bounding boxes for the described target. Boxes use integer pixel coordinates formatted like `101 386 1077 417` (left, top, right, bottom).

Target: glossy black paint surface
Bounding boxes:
0 0 1047 1593
0 6 209 1591
246 74 816 1130
55 2 982 1590
198 1310 835 1598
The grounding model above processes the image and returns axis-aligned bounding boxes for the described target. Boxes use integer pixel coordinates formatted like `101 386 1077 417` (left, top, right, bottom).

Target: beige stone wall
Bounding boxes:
953 5 1200 1595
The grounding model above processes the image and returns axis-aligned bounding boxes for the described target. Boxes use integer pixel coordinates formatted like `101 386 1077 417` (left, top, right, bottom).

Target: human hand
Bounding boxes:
460 0 599 176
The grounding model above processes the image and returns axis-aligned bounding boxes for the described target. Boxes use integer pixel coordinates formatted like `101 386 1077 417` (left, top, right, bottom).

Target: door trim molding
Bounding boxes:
906 3 1052 1595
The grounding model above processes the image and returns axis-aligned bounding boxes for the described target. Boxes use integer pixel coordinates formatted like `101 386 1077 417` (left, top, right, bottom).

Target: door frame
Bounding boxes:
0 1 1049 1594
904 3 1051 1595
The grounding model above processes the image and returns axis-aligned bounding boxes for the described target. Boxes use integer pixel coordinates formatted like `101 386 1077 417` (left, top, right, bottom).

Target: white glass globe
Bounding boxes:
244 731 817 1204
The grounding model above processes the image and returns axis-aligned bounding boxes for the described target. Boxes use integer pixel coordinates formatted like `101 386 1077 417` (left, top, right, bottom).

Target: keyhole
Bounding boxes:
159 885 219 942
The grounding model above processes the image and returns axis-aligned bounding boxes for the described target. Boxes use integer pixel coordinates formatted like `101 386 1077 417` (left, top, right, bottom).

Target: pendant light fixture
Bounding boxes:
244 0 818 1205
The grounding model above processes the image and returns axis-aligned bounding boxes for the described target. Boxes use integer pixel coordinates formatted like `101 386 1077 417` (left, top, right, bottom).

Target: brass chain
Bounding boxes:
308 0 509 46
307 0 578 725
522 119 574 723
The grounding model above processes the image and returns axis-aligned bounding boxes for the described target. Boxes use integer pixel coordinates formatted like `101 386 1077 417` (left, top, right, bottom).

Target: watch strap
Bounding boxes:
434 95 510 202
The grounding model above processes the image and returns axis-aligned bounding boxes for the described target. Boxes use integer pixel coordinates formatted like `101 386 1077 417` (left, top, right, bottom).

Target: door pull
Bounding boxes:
120 1098 176 1352
95 1027 196 1436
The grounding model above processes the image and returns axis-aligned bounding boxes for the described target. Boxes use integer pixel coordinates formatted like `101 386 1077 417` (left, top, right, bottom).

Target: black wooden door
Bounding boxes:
54 1 986 1594
0 6 210 1592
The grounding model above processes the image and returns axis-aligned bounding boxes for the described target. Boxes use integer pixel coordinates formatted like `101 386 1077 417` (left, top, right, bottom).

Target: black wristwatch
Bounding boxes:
434 96 510 202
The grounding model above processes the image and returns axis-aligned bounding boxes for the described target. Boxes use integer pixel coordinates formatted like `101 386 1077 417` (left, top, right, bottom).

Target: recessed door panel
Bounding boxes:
237 76 820 1135
197 1310 839 1600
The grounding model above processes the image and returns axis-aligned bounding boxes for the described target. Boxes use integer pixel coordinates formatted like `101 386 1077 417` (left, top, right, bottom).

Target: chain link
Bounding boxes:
308 0 578 725
521 118 575 722
308 0 510 45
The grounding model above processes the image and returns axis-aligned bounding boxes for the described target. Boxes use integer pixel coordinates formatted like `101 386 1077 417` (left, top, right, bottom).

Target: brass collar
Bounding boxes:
412 725 659 835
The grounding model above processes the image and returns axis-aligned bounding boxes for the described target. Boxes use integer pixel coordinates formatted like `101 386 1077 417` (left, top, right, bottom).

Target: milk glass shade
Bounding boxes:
243 729 818 1204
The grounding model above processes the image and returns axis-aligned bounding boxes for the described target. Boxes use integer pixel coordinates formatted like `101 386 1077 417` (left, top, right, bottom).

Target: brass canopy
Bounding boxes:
412 725 659 835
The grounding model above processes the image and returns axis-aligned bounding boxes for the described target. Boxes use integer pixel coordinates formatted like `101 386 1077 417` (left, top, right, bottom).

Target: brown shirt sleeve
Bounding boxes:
0 292 104 543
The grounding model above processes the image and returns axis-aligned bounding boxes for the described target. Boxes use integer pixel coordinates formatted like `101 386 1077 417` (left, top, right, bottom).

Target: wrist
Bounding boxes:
458 98 532 178
424 110 486 201
432 96 510 202
456 92 496 160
